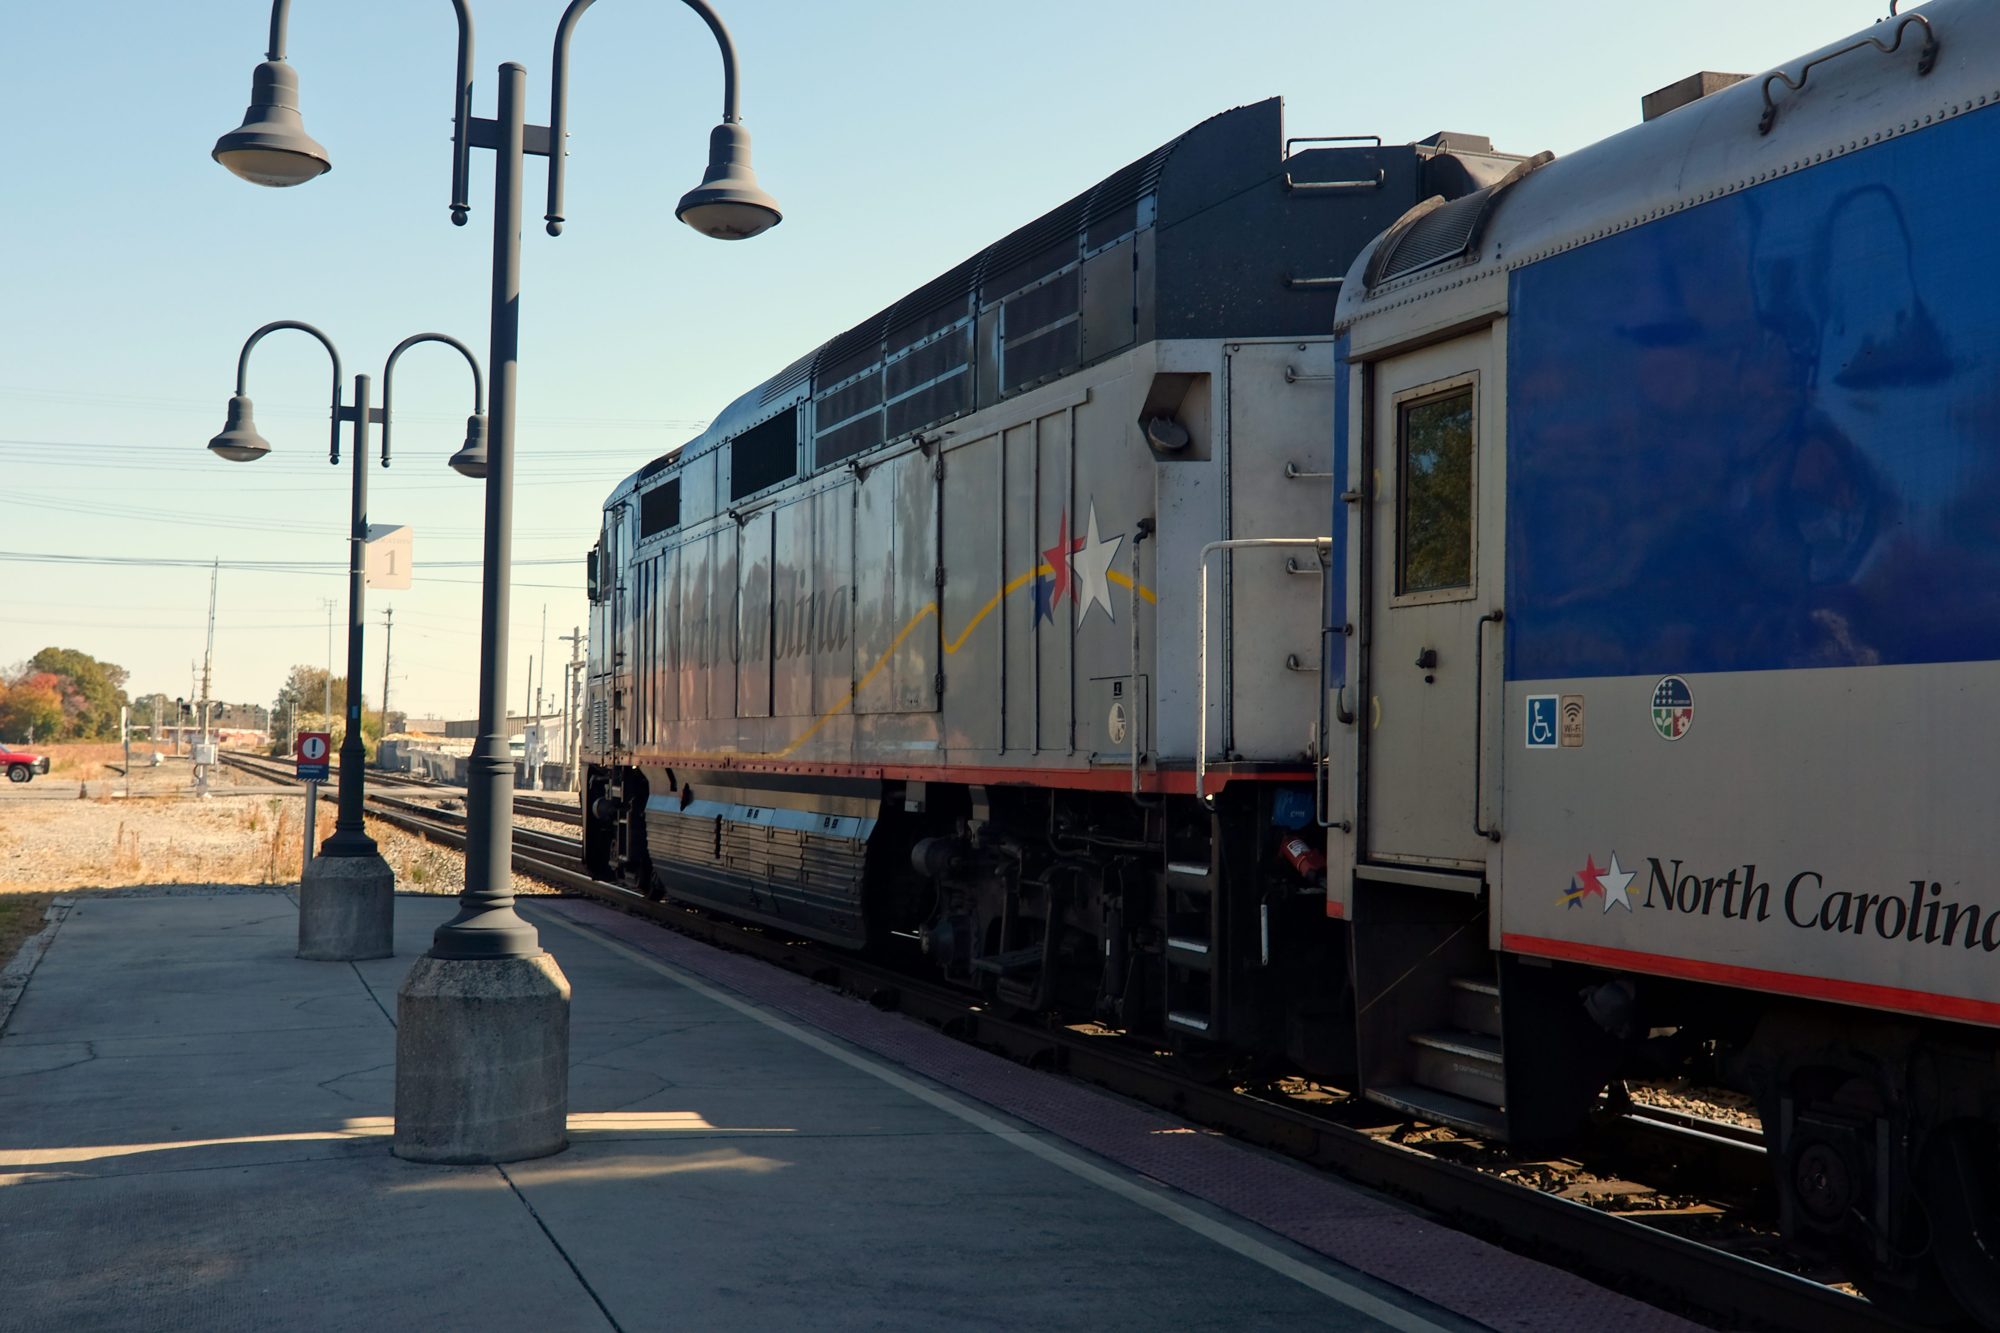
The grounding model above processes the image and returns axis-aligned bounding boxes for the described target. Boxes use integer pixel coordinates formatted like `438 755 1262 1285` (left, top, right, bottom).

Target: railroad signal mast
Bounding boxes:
560 625 584 793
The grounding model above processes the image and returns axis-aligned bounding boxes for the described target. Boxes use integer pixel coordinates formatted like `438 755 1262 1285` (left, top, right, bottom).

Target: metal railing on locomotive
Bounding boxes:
211 0 781 962
208 321 487 861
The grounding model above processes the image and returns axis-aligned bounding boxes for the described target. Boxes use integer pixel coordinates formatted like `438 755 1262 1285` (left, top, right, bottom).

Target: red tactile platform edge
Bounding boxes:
541 898 1698 1333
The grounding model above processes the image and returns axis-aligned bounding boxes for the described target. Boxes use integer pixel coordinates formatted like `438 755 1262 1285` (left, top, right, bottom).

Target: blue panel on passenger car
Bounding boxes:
1505 108 2000 680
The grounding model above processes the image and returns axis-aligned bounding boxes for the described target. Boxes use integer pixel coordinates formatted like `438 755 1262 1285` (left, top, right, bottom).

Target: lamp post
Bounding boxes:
213 0 781 1166
210 321 486 961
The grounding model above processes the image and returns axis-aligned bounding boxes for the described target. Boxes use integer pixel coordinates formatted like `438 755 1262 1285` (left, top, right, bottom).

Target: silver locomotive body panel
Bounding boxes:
603 337 1338 790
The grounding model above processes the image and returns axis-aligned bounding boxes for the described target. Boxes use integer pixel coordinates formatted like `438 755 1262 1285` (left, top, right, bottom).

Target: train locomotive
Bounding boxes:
581 96 1525 1054
585 3 2000 1319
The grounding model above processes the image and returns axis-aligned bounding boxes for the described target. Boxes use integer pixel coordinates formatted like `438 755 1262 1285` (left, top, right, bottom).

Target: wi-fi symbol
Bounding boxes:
1560 699 1584 724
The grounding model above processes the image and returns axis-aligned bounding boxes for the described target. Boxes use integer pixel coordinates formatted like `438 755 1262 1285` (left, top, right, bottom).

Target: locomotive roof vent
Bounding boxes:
1640 71 1748 122
1363 151 1552 288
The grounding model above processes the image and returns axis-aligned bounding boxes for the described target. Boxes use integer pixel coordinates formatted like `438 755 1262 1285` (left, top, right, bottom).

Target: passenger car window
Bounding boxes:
1396 386 1475 595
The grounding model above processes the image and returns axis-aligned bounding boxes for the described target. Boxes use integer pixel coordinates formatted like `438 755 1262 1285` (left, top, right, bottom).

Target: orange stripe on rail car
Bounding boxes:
1501 932 2000 1027
625 753 1311 795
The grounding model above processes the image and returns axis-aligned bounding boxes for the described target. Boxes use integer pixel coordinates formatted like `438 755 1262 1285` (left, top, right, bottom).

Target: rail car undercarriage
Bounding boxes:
582 764 1349 1074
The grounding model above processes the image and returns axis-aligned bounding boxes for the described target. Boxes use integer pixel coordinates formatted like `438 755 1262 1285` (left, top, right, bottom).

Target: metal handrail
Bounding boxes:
1472 610 1504 842
1129 518 1154 800
1759 12 1937 135
1196 537 1334 802
1283 134 1387 193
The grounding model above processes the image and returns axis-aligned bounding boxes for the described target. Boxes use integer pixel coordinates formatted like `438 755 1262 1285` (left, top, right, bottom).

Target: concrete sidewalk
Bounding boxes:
0 890 1698 1332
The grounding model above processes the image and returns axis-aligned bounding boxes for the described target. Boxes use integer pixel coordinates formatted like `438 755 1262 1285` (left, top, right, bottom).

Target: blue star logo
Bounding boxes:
1031 575 1056 626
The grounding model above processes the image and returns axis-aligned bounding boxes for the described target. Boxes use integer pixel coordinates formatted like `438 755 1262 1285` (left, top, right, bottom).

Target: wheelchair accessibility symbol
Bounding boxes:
1525 695 1559 749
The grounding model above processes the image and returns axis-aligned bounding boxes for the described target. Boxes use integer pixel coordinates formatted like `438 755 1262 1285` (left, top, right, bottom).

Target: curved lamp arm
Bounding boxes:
235 319 344 463
544 0 742 236
380 333 486 467
259 0 477 225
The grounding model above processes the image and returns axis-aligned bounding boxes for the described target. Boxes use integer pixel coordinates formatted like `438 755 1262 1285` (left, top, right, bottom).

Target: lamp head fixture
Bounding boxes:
447 413 489 479
208 394 272 462
213 61 331 188
676 122 782 241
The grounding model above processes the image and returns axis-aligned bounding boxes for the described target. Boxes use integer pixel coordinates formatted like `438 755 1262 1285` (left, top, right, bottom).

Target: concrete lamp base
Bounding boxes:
393 952 571 1164
297 853 395 961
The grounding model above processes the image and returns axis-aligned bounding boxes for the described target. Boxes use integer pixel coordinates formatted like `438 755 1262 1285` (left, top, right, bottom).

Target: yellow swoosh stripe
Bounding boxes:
756 563 1151 759
942 567 1046 655
1108 569 1158 603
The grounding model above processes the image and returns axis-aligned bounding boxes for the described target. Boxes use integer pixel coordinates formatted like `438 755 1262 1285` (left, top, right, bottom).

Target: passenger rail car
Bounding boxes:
1332 0 2000 1318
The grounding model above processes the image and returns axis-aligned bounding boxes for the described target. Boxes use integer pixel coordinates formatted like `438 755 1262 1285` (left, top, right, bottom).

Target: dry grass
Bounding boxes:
109 821 142 874
1 797 312 892
265 803 297 883
40 742 133 782
0 894 54 967
1 784 552 898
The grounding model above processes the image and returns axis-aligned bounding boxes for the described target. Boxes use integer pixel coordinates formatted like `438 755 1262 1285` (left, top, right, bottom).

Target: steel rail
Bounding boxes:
218 751 582 824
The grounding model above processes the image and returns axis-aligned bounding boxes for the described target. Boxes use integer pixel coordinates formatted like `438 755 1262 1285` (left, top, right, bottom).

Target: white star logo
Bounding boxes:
1070 504 1123 626
1601 852 1636 913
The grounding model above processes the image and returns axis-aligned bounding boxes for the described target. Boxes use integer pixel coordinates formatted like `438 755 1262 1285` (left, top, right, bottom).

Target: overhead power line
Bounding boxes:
0 549 579 570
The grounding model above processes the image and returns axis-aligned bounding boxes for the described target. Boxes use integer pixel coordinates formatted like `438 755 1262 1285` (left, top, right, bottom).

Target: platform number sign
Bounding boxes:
296 731 332 782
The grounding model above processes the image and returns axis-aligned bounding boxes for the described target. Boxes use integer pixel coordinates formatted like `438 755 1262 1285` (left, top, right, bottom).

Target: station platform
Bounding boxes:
0 890 1699 1332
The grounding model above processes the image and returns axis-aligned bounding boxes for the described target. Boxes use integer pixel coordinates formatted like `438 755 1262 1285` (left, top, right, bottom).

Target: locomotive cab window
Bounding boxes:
730 409 800 501
1393 377 1476 601
639 478 681 539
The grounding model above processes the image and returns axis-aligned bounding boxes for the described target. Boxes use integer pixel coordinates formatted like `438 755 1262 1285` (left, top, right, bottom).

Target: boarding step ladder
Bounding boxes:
1161 826 1224 1037
1367 974 1508 1139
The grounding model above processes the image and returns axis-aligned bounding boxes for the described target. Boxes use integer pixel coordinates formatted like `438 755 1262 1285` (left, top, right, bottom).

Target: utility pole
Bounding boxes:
322 596 336 725
522 655 535 791
536 603 548 725
198 560 219 795
559 625 583 792
380 606 395 732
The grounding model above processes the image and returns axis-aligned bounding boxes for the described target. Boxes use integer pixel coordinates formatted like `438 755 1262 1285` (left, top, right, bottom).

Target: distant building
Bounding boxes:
398 717 450 736
444 714 560 740
212 703 270 731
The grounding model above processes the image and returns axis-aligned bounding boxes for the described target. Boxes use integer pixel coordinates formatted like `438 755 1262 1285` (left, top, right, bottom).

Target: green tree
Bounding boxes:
270 664 369 755
0 675 64 742
24 647 130 739
277 665 347 723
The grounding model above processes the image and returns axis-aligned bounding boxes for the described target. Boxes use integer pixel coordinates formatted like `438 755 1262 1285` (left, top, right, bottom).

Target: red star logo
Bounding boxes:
1041 510 1085 607
1573 855 1607 901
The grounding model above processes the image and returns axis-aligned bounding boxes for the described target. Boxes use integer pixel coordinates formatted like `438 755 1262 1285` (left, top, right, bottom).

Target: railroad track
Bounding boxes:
214 746 1901 1330
217 751 581 826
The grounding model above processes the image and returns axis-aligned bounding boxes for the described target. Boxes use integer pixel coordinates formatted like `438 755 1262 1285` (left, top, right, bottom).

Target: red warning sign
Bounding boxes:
296 731 331 781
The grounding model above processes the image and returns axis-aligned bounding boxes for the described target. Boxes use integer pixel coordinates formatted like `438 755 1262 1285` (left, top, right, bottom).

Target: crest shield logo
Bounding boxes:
1651 675 1694 741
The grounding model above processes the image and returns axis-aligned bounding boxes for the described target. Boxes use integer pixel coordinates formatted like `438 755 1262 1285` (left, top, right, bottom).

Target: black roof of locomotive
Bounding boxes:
612 99 1523 506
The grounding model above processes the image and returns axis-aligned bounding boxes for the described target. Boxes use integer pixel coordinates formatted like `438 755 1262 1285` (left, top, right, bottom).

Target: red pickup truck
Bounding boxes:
1 745 50 783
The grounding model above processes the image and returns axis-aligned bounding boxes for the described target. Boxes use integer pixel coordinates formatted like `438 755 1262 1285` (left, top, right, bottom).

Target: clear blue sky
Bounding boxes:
0 0 1879 721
